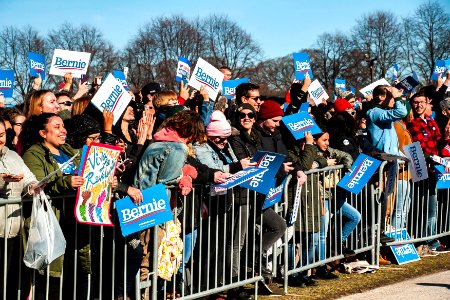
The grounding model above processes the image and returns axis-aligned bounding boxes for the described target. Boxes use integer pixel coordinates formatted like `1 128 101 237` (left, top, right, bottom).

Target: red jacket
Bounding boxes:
407 116 441 156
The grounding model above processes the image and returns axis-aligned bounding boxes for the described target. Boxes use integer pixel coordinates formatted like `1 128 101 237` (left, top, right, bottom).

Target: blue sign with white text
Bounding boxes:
115 184 173 236
240 151 286 194
337 153 381 195
386 229 420 265
396 75 419 93
391 63 399 81
176 56 191 82
28 52 46 80
262 177 287 209
0 70 15 98
282 111 322 140
431 60 447 80
293 52 313 80
113 70 129 91
334 78 346 92
299 101 309 112
435 165 450 189
212 167 267 191
222 78 249 99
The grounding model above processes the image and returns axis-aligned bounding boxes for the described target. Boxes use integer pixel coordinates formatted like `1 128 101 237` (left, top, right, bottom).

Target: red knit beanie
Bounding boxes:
258 100 284 120
334 98 353 112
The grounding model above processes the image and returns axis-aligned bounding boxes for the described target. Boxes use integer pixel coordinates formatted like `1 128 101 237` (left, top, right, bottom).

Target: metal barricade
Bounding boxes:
282 165 379 293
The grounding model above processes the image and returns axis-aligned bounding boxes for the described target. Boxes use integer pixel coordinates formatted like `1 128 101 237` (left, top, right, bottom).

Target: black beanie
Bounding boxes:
65 114 101 149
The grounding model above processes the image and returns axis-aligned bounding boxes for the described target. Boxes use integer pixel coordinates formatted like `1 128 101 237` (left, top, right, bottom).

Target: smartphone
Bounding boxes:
95 77 102 85
81 74 89 84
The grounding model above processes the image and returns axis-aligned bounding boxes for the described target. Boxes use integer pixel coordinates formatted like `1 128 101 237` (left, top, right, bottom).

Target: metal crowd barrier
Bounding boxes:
2 161 450 300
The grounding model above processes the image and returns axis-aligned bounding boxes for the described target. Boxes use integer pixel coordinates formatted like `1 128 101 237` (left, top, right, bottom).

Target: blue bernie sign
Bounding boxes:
396 75 419 93
28 52 46 80
282 111 322 140
212 167 267 193
115 184 173 236
334 78 346 92
386 229 420 265
222 78 249 99
431 60 446 80
0 70 15 98
435 165 450 189
337 153 381 195
293 52 313 80
113 70 129 91
262 177 287 209
240 151 286 194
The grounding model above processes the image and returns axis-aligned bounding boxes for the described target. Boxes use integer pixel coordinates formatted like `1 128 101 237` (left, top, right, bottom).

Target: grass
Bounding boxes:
259 253 450 300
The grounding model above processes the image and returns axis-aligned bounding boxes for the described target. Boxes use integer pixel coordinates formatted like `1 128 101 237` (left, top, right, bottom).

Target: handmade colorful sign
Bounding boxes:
402 142 428 182
262 177 287 209
28 52 46 80
386 229 420 265
222 78 249 99
396 75 419 93
282 111 322 140
188 57 224 100
359 78 391 97
435 165 450 189
176 56 191 82
115 184 173 236
113 70 129 91
308 79 329 105
0 70 14 98
430 60 446 80
240 151 286 194
211 167 267 193
90 73 131 125
293 52 313 80
75 143 122 226
49 49 91 78
337 153 381 195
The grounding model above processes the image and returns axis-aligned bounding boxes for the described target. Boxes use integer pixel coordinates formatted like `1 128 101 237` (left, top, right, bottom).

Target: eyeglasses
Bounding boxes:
246 96 261 101
413 101 427 106
87 135 101 142
58 101 73 106
239 112 255 119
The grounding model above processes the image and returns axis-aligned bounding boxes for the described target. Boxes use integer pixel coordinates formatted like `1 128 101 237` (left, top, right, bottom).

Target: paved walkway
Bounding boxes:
338 270 450 299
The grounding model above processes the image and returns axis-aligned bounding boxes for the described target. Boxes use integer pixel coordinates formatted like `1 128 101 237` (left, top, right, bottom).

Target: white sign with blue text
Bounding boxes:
0 70 14 98
90 73 131 125
308 79 329 105
222 78 249 99
212 167 267 193
403 142 428 182
386 229 420 265
359 78 390 97
49 49 91 78
28 52 46 80
240 151 286 194
116 184 173 236
176 56 191 83
293 52 313 80
282 111 322 140
337 154 381 195
188 57 223 100
113 70 129 91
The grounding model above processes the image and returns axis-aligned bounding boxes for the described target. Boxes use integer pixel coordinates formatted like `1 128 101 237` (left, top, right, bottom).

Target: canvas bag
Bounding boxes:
23 191 66 270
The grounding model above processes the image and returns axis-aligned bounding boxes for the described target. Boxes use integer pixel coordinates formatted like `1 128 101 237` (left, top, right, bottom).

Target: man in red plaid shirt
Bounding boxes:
407 91 450 252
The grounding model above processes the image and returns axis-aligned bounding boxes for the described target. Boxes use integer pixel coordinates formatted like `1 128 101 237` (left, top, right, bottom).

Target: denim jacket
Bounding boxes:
193 141 240 173
134 141 188 190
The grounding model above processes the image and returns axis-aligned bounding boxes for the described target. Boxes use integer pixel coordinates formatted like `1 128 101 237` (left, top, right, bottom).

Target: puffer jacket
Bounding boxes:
0 146 37 238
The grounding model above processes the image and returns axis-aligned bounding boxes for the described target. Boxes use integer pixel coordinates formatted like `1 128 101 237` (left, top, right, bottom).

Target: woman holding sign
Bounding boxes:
21 113 90 299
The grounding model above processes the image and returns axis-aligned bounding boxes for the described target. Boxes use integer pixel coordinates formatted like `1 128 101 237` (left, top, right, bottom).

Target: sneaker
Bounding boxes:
314 267 339 280
431 244 450 253
303 277 319 286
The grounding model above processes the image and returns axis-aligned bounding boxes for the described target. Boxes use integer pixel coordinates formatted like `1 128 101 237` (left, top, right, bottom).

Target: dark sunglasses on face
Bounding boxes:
58 101 73 106
239 112 255 119
214 137 228 143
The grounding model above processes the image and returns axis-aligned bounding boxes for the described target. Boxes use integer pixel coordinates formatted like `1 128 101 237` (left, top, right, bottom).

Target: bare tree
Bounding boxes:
0 26 47 104
200 15 262 77
400 0 450 82
352 11 402 82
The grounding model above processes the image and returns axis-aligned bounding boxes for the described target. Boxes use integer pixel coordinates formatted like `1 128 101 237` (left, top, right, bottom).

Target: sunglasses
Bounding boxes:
239 112 255 119
58 101 73 106
214 137 228 143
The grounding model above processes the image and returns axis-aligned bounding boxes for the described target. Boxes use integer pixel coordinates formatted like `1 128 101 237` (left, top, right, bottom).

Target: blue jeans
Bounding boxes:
391 180 411 229
426 194 440 249
317 200 329 261
337 200 361 242
180 229 198 272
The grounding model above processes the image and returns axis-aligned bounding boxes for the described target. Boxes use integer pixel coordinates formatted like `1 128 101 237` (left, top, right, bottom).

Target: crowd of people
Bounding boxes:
0 65 450 300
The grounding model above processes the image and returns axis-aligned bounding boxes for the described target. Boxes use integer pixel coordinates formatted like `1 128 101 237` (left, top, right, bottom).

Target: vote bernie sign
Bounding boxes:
262 177 287 210
28 52 46 80
308 79 329 105
337 153 381 195
222 78 249 100
395 75 419 93
430 59 449 80
176 56 191 83
211 167 267 194
113 70 129 91
293 52 313 80
115 184 174 237
0 70 14 98
90 73 131 125
359 78 391 97
435 165 450 189
386 229 420 265
240 151 286 194
282 111 322 140
188 57 224 100
49 49 91 78
334 78 346 92
402 142 428 182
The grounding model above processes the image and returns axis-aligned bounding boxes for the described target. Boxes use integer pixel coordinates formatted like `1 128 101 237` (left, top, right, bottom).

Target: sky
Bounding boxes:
2 0 448 60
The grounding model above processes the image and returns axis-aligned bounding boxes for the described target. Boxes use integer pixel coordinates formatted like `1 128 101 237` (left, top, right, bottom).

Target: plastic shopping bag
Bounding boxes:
23 191 66 270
